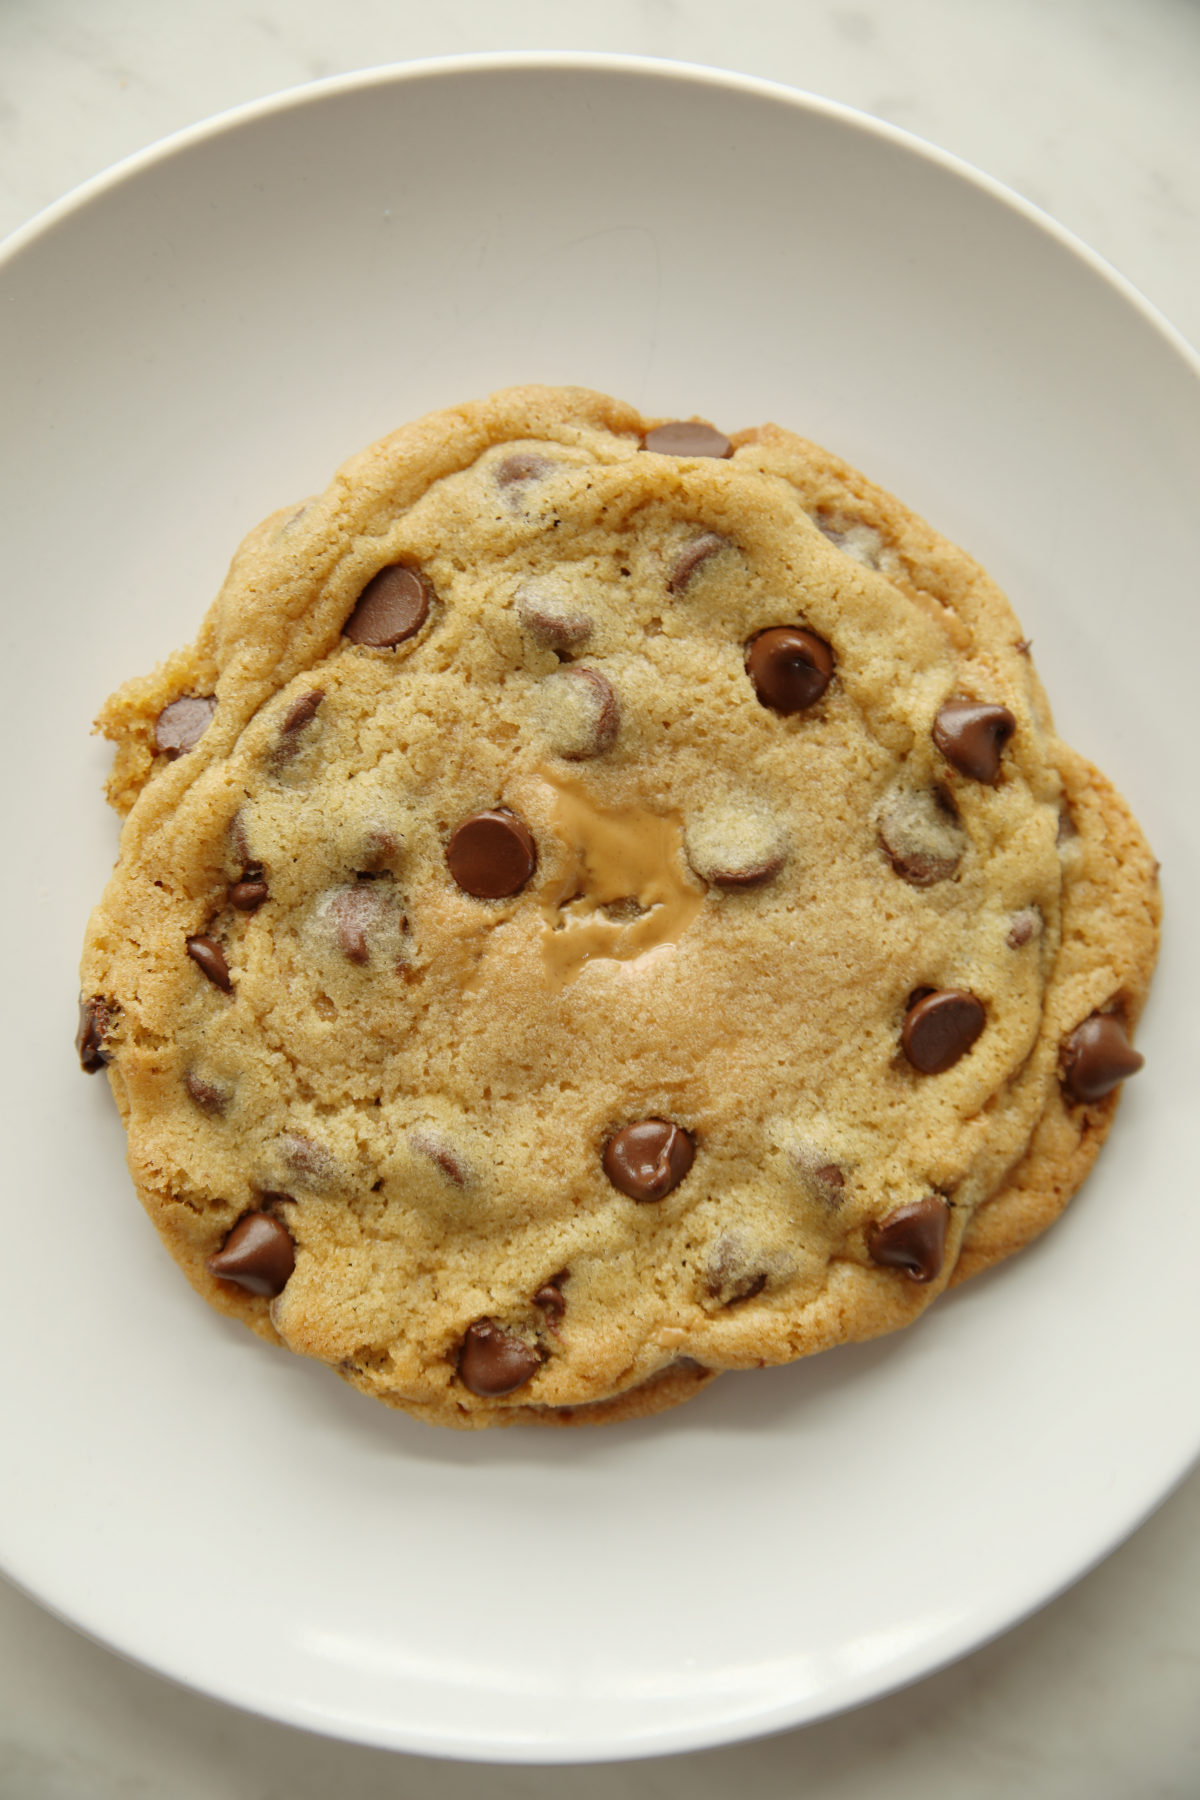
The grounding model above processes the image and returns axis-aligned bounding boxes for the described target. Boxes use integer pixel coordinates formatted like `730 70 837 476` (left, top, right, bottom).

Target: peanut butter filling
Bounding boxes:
536 772 706 985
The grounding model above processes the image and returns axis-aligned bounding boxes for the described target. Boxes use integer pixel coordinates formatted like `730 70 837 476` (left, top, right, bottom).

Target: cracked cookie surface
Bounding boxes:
77 385 1159 1428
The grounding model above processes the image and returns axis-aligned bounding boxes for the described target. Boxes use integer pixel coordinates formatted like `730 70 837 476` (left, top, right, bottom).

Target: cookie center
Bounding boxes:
537 772 706 985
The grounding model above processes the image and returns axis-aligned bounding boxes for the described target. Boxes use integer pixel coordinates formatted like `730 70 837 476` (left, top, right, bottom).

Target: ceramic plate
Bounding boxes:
0 55 1196 1764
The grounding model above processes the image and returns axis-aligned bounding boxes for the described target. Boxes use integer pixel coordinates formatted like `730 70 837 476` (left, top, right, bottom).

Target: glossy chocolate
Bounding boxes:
458 1319 542 1396
932 700 1016 784
746 627 834 715
867 1196 949 1283
1062 1012 1144 1103
343 564 431 647
207 1211 295 1297
603 1119 695 1201
901 988 986 1073
446 809 537 899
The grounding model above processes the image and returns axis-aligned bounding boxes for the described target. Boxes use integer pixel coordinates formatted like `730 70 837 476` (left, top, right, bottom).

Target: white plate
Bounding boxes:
0 54 1197 1764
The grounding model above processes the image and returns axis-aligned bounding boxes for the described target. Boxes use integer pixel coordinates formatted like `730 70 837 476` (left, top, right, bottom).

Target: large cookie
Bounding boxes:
77 386 1159 1428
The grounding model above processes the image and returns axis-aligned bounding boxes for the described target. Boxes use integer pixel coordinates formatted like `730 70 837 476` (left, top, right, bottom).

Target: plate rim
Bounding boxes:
3 51 1199 1764
2 48 1197 382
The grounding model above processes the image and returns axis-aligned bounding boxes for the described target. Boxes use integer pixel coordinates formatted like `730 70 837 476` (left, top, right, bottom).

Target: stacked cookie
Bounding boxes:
77 387 1158 1427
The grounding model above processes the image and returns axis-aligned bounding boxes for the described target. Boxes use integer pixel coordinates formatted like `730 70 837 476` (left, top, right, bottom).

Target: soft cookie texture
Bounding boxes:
77 386 1160 1428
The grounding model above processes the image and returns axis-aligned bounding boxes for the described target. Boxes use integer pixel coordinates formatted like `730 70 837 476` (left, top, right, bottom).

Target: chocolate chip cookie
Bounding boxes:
77 385 1160 1428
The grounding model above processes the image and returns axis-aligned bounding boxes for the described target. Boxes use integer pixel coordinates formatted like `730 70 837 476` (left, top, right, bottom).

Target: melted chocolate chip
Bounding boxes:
515 578 594 651
603 1119 695 1201
708 852 785 890
281 689 324 735
932 701 1016 784
549 666 620 758
207 1211 295 1297
1061 1012 1144 1103
229 875 269 911
186 935 232 992
185 1072 226 1114
815 1163 845 1193
602 896 645 923
704 1236 769 1306
411 1130 468 1187
355 825 401 873
814 512 884 569
746 627 834 715
533 1274 568 1320
877 786 965 887
446 809 537 899
278 1132 335 1181
901 989 986 1073
868 1197 949 1284
496 452 555 487
76 996 115 1072
458 1320 542 1396
154 695 216 759
667 532 727 593
329 885 378 964
1006 907 1043 949
882 842 961 886
642 421 733 459
343 564 431 647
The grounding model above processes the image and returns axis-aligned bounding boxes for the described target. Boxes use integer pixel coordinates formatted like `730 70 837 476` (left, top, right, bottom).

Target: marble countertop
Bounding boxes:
3 3 1198 1794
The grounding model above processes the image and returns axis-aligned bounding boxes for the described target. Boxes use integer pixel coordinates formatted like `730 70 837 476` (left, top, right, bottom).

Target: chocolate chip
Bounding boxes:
446 809 537 899
496 452 555 487
603 1119 695 1201
901 989 986 1073
533 1274 568 1320
642 421 733 459
814 1163 845 1193
712 853 784 890
278 1132 335 1181
154 695 216 759
883 843 960 886
185 1072 226 1114
207 1211 295 1297
932 701 1016 784
76 996 115 1072
868 1197 949 1283
704 1236 768 1306
186 935 232 992
229 875 269 911
1006 907 1043 949
667 532 727 593
1061 1012 1144 1103
877 785 965 887
515 576 594 651
329 885 378 964
602 896 646 922
354 824 402 873
685 802 787 889
281 689 324 735
343 564 431 647
410 1129 468 1187
814 512 884 570
745 627 834 715
542 666 620 759
458 1320 542 1396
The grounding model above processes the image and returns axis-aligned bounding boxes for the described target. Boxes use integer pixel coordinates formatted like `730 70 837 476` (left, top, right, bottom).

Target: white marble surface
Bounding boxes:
2 2 1198 1793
